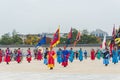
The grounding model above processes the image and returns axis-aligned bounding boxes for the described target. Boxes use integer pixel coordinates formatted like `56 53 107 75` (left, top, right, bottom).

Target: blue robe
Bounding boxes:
44 58 48 65
56 50 62 63
62 50 69 62
103 50 109 65
112 50 118 64
78 50 83 61
62 50 69 67
69 50 74 62
117 50 120 60
43 51 48 65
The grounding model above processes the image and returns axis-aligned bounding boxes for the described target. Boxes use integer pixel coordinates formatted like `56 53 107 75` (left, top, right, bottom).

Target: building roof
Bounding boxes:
91 29 108 36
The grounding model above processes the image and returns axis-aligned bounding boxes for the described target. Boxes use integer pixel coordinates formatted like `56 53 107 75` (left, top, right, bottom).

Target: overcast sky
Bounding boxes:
0 0 120 36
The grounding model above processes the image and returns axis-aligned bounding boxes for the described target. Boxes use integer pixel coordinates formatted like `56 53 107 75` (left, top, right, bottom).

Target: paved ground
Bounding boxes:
0 58 120 80
0 72 119 80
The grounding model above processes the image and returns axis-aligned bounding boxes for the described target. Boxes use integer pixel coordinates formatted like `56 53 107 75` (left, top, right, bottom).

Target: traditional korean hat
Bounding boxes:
37 46 43 53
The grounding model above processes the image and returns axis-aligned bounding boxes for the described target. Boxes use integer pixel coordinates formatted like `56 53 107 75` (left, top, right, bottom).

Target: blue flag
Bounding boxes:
36 35 46 47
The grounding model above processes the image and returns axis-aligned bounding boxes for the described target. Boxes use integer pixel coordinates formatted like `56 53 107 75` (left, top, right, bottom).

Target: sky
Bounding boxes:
0 0 120 36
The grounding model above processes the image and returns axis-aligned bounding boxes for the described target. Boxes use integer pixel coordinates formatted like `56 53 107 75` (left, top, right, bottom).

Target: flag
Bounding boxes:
116 26 120 38
100 34 106 49
73 30 81 47
36 35 46 47
109 25 116 54
118 26 120 33
112 24 116 39
66 28 72 47
50 27 60 48
68 28 72 39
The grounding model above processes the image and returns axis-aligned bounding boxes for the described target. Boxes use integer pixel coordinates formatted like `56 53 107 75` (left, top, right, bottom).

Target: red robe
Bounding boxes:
37 50 42 60
0 50 2 63
26 50 32 62
90 49 95 60
48 50 56 68
4 49 11 63
16 50 22 63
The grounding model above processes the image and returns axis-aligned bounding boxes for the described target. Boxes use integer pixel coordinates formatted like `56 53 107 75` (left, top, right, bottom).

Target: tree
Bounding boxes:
60 37 67 44
12 35 23 45
0 30 23 45
71 28 78 43
12 29 17 36
0 33 13 45
24 35 40 45
79 34 101 44
11 29 23 45
82 29 89 35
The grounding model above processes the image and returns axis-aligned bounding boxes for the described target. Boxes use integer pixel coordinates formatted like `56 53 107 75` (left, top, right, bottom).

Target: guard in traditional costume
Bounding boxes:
0 49 3 63
112 47 118 64
78 48 83 61
37 49 42 61
26 48 32 63
69 48 74 62
16 48 22 63
90 49 95 60
84 50 87 59
103 48 110 66
56 48 62 64
4 48 11 64
47 48 56 70
95 49 101 60
62 46 70 67
44 48 49 65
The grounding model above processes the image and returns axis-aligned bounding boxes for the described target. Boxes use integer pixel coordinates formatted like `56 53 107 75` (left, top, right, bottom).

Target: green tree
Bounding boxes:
71 28 78 43
82 29 89 35
0 33 13 45
60 37 67 44
0 30 23 45
79 34 100 44
12 30 23 45
12 35 23 45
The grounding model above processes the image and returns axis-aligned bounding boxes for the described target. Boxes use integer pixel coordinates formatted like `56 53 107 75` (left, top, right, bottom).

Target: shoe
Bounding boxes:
50 67 53 70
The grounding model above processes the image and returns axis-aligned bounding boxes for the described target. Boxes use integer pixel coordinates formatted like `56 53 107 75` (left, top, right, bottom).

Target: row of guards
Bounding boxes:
0 45 120 70
36 46 120 68
0 47 44 64
0 46 69 70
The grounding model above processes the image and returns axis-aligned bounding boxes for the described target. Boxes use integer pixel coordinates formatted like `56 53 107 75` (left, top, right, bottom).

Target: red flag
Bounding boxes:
109 43 113 55
112 24 116 39
65 28 72 47
109 25 116 55
74 31 81 47
50 27 60 48
68 28 72 39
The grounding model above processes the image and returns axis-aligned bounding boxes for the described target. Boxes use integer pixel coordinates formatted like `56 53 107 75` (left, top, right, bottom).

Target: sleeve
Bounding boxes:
53 51 56 59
